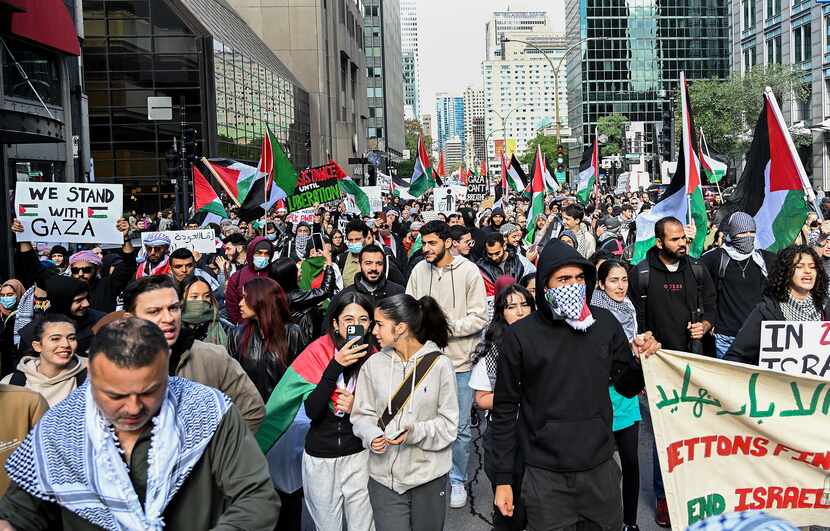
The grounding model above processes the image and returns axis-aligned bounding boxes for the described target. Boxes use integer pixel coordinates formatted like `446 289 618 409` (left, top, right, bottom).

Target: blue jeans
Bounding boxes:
450 370 473 486
714 333 735 359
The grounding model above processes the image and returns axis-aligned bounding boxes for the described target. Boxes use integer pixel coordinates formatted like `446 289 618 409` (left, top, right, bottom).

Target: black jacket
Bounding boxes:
42 275 104 356
489 239 644 484
227 321 308 401
322 273 404 332
477 252 526 288
336 249 405 287
288 266 337 340
628 247 716 352
724 296 830 366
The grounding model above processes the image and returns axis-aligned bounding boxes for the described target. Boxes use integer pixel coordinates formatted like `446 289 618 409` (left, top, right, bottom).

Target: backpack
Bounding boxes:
633 258 708 319
9 367 87 388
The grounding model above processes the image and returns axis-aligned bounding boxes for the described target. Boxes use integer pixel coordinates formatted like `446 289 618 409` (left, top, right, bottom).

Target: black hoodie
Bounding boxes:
33 276 104 355
489 239 644 483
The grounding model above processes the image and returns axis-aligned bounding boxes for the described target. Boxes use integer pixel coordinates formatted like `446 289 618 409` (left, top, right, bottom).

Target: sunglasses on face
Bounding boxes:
71 266 95 275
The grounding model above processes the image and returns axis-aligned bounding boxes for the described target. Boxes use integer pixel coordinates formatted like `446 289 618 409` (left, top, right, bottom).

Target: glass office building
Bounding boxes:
82 0 310 210
565 0 729 176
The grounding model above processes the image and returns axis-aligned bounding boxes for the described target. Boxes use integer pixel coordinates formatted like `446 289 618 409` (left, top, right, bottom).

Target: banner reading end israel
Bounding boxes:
644 350 830 531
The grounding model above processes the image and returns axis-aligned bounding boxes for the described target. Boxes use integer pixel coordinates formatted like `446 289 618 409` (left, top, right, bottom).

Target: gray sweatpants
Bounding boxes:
302 450 375 531
367 474 449 531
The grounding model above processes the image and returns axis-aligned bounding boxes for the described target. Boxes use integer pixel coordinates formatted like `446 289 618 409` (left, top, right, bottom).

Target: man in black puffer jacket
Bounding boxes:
490 239 660 530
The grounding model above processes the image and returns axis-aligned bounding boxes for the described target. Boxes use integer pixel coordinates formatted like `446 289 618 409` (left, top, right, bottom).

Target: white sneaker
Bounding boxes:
449 483 467 508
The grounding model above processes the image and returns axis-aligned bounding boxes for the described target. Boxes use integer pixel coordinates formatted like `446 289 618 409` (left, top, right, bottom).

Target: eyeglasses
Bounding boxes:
146 246 168 253
71 266 95 275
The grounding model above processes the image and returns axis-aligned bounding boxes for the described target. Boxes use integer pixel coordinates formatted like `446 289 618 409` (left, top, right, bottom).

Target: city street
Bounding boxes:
449 396 661 531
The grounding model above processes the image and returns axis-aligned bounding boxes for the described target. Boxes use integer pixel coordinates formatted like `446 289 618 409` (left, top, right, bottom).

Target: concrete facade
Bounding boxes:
400 0 419 120
365 0 404 159
485 10 548 61
463 87 485 166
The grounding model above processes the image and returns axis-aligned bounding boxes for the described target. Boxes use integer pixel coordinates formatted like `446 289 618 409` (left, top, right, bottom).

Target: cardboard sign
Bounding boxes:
466 173 488 202
433 186 458 213
286 208 316 225
645 349 830 530
760 321 830 378
15 182 123 244
141 229 217 254
363 186 383 213
286 161 346 213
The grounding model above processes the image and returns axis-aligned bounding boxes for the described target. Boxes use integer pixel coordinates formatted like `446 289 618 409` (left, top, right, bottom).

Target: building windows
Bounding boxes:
793 24 811 64
368 66 382 78
742 0 756 31
766 35 782 64
743 46 757 72
795 84 811 122
766 0 780 20
367 87 383 98
368 127 383 138
2 40 62 106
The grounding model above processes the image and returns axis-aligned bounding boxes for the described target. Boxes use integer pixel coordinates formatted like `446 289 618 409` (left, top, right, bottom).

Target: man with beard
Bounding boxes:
700 212 775 358
135 233 172 279
628 216 716 528
477 232 529 296
326 244 403 322
488 208 507 233
372 211 407 271
39 276 104 356
406 220 487 509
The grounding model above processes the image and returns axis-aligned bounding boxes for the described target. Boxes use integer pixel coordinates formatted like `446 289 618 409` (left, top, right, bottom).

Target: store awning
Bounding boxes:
8 0 80 56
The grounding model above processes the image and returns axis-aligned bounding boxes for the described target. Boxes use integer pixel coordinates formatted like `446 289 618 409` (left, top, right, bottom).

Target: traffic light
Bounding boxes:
182 127 199 162
165 149 180 182
661 109 673 162
556 144 566 172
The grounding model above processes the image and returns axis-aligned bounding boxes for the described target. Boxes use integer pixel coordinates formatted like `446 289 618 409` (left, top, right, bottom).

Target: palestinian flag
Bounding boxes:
495 153 508 202
409 134 435 197
632 72 708 263
256 336 358 453
506 154 527 193
480 158 487 177
524 146 546 245
192 160 228 226
203 158 259 205
86 206 109 219
699 128 727 184
408 233 422 258
437 151 446 178
576 135 598 205
238 127 297 221
18 204 38 217
339 175 371 216
542 153 560 193
720 88 811 252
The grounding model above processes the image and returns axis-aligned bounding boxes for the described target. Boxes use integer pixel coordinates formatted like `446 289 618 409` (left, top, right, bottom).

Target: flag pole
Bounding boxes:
700 127 723 202
200 157 241 207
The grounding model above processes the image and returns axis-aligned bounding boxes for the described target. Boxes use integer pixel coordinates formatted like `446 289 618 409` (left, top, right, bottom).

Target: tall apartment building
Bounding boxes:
400 0 420 120
226 0 366 172
565 0 729 181
485 10 548 60
421 113 433 139
732 0 829 189
463 87 486 166
484 31 568 177
435 93 465 151
444 136 464 172
364 0 405 160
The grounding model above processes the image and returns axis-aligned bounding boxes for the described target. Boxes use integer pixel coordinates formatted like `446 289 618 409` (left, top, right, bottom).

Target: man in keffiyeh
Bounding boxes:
488 239 660 531
0 316 279 531
135 232 172 279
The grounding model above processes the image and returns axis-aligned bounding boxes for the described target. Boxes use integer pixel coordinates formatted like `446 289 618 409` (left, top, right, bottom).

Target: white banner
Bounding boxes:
760 321 830 378
141 229 217 254
286 208 316 225
433 186 458 213
15 182 123 244
363 186 383 213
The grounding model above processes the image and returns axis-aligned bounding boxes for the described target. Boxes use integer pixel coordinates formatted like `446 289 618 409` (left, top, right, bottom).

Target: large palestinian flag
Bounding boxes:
576 135 598 205
632 72 708 263
202 158 258 206
506 154 527 193
524 146 546 245
721 88 811 252
699 127 727 184
238 126 297 221
409 134 435 197
192 160 228 226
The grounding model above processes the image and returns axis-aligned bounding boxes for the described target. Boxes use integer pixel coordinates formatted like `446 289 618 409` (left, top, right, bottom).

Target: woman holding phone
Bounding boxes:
351 294 458 531
298 292 377 531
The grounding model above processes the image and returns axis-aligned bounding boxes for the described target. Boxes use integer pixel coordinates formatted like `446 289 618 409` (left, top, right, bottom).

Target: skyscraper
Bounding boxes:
435 93 465 152
485 10 549 60
463 87 486 166
421 113 433 140
565 0 729 180
400 0 420 120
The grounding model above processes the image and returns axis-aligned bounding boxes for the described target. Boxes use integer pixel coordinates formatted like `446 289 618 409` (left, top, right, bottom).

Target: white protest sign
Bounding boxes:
15 182 123 244
141 229 217 254
451 185 467 202
364 186 383 213
466 173 488 202
760 321 830 378
286 208 316 225
420 211 441 222
433 186 458 213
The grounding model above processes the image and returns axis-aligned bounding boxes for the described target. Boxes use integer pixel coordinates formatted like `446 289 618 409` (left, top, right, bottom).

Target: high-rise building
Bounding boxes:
226 0 366 173
421 113 433 140
435 93 465 152
566 0 729 182
444 136 464 172
463 87 486 166
485 10 549 60
483 31 569 177
400 0 420 120
731 0 828 189
364 0 405 163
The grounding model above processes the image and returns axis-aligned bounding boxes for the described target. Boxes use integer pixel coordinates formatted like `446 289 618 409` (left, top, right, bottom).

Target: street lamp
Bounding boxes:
488 106 523 175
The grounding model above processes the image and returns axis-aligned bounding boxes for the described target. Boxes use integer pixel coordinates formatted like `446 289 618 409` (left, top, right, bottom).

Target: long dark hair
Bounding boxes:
269 258 299 292
765 244 827 311
376 294 449 349
327 291 375 343
240 277 291 366
473 284 534 365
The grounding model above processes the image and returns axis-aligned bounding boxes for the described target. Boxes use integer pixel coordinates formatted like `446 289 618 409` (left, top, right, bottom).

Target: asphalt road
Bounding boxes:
447 395 663 531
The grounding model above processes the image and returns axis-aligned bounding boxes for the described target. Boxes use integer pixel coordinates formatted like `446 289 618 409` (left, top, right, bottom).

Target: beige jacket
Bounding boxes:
0 384 48 495
0 356 87 407
405 255 487 372
175 339 265 433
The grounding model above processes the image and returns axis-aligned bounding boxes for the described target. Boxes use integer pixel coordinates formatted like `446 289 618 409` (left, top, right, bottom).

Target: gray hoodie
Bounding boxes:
0 355 87 407
350 341 459 494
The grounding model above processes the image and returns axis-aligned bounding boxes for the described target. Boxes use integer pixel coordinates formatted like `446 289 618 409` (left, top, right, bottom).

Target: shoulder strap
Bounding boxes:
377 351 442 431
75 368 87 387
717 250 731 281
9 370 26 386
635 261 650 302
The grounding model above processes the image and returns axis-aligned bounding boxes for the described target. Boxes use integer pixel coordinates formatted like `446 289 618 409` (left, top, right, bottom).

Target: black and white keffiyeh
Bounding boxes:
5 377 230 531
780 295 822 322
591 289 638 342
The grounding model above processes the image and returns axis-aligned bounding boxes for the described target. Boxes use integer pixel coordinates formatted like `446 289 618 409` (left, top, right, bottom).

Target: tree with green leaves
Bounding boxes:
519 133 559 167
596 114 630 158
399 119 433 178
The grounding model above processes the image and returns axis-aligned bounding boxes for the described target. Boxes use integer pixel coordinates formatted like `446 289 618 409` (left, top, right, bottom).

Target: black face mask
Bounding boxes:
730 235 755 254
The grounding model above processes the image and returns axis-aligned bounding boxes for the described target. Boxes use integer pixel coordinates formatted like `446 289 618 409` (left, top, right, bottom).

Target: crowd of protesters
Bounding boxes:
0 182 826 531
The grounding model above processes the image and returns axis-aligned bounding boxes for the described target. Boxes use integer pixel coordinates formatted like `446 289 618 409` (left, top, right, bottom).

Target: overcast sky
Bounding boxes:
417 0 566 136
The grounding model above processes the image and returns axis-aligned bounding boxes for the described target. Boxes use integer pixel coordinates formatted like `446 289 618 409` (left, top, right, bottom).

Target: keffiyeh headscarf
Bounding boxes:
68 250 103 268
544 283 595 331
591 289 637 341
5 377 230 531
780 294 822 321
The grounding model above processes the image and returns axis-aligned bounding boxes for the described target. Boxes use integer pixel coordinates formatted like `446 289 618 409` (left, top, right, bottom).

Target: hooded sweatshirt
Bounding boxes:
350 341 459 494
489 239 645 484
225 237 273 324
42 276 104 355
405 256 487 372
0 355 87 407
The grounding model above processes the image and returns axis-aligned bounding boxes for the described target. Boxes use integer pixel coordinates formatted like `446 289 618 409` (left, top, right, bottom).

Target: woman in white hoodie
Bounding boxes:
350 293 459 531
0 314 86 406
